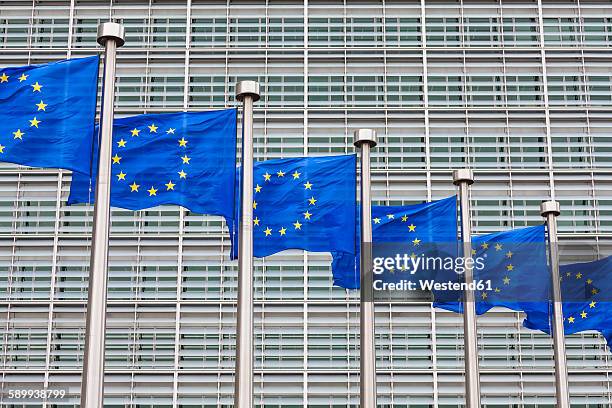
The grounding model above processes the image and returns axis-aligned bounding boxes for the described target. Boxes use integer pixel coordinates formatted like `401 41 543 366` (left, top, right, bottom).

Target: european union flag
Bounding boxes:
68 109 237 220
331 196 458 289
230 154 356 259
0 56 99 174
434 225 550 315
523 256 612 347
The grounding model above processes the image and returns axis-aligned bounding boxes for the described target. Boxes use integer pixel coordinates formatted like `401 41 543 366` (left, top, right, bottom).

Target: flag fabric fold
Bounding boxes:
230 154 357 260
68 109 237 220
0 56 99 173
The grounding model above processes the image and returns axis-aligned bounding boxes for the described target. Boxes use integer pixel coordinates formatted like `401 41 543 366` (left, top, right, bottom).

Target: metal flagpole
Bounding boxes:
540 200 570 408
80 22 125 408
354 129 377 408
453 169 481 408
234 80 260 408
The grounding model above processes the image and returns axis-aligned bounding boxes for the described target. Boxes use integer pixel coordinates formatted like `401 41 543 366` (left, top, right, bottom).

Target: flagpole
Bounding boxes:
540 200 570 408
354 129 377 408
234 80 260 408
80 22 124 408
453 169 481 408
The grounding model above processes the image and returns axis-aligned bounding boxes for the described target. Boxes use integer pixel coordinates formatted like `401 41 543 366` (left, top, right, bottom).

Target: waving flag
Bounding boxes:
0 56 98 173
230 154 357 259
523 256 612 348
68 109 237 220
331 196 458 289
434 224 551 316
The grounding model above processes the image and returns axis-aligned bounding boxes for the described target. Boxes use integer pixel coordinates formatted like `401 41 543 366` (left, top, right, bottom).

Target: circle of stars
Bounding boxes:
111 123 189 196
478 241 514 301
0 70 46 156
253 169 315 237
561 270 598 325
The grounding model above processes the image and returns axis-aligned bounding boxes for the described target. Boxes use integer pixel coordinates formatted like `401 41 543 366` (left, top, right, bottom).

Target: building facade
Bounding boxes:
1 0 612 406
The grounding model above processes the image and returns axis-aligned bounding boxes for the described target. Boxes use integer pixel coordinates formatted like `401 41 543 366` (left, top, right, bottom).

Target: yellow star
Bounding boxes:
147 186 158 196
148 123 158 133
165 180 175 190
590 301 597 308
264 227 272 236
117 139 127 147
304 181 312 190
181 155 190 164
580 311 587 319
112 154 121 164
309 196 317 205
494 287 500 293
481 242 489 250
566 272 571 277
13 129 24 139
586 278 593 285
178 170 187 179
471 249 477 255
0 144 4 153
0 73 8 83
373 218 381 224
481 292 488 300
293 220 302 229
131 128 140 137
408 224 416 232
495 243 502 251
279 227 287 236
292 171 300 179
255 184 262 193
412 238 421 246
263 172 271 181
166 128 175 134
29 117 41 128
387 214 394 219
178 137 188 147
36 100 47 111
503 276 510 285
116 171 126 181
506 251 513 259
568 316 575 324
576 272 582 279
31 81 42 92
592 288 598 295
401 215 408 222
277 170 285 177
253 217 260 226
253 201 258 209
506 264 514 271
129 182 140 192
303 211 312 220
18 73 27 82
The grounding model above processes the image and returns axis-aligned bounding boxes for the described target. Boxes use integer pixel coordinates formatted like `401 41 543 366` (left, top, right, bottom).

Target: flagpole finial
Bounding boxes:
236 80 261 102
452 169 474 186
97 22 125 47
353 128 377 148
540 200 560 217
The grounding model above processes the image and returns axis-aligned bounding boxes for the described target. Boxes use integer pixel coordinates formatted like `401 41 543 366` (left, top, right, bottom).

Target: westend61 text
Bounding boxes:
373 279 493 292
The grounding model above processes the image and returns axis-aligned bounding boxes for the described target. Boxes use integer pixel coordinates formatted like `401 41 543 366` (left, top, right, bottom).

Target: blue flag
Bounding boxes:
0 56 99 173
230 154 357 259
523 256 612 346
434 224 550 316
68 109 237 220
331 196 458 289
